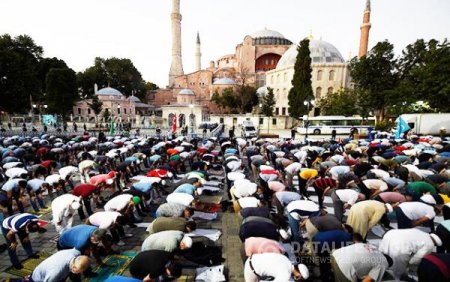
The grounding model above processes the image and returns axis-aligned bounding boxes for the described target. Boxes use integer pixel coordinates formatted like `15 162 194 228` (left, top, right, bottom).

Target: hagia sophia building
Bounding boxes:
147 0 372 117
73 0 371 126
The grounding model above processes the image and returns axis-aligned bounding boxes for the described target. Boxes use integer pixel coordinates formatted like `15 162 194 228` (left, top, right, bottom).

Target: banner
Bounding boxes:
395 116 411 139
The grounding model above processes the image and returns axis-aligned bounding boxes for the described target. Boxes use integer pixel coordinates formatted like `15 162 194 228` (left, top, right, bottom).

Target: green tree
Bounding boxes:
45 68 79 120
0 34 43 113
38 57 67 98
211 87 256 114
288 39 314 119
88 94 103 123
261 87 276 133
317 88 359 116
397 39 450 112
77 57 153 101
236 85 258 113
349 41 399 121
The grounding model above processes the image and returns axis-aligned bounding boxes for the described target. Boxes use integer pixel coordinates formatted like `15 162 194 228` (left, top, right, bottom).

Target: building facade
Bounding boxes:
72 87 155 124
265 39 350 117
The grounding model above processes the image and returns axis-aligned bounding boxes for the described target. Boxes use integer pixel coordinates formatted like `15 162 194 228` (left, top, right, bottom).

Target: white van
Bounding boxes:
241 120 257 138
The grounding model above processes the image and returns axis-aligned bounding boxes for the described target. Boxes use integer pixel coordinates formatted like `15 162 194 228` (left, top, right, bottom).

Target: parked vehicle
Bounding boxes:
297 116 375 135
400 113 450 135
241 120 257 138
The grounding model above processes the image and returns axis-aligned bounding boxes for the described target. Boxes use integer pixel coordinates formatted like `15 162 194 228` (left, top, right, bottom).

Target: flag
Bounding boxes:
109 119 115 136
171 114 177 133
395 116 411 139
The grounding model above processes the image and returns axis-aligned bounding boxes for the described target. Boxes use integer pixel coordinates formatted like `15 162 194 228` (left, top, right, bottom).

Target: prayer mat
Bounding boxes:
4 252 51 277
198 195 223 204
31 207 52 216
84 251 137 282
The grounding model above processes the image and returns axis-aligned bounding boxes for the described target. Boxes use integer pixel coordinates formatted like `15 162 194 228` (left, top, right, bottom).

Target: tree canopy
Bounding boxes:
0 34 43 113
211 86 258 114
261 87 276 117
77 57 149 101
288 39 314 119
45 68 79 120
349 38 450 119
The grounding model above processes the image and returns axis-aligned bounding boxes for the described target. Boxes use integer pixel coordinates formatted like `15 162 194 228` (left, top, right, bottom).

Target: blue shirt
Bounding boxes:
31 249 81 282
313 230 352 252
59 225 97 250
132 182 153 193
173 184 196 195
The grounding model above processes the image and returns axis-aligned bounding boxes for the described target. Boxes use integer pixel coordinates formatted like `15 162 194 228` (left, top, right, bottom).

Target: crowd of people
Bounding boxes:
0 128 450 281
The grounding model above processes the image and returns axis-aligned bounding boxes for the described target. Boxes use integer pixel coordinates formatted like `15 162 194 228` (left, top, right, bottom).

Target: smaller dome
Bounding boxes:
256 86 268 97
96 87 123 96
128 95 141 102
179 88 195 95
213 77 236 85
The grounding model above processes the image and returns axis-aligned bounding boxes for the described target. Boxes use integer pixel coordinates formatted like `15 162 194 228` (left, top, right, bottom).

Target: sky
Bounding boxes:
1 0 449 88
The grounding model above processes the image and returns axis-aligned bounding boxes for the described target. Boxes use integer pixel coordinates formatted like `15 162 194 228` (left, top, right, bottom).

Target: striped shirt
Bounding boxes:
2 213 38 232
313 177 337 191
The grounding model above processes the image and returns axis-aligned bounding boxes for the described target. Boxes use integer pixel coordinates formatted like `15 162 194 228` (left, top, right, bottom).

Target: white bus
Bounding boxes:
297 116 376 135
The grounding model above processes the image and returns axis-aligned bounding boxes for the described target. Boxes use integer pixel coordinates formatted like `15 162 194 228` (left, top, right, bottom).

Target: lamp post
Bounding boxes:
303 100 315 143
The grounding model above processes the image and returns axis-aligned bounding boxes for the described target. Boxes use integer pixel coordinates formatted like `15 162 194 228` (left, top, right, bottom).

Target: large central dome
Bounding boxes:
251 28 292 46
276 39 345 70
252 29 286 39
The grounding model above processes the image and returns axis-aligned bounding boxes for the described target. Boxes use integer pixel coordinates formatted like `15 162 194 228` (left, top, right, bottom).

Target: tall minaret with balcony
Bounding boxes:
169 0 184 87
195 32 202 72
358 0 371 58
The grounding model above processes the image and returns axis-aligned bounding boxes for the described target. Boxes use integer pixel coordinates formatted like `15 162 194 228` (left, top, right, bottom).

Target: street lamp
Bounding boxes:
189 104 194 134
303 100 315 142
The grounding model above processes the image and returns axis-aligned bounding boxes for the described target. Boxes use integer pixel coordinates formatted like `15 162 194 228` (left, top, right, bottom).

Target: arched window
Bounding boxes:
327 87 334 95
283 72 287 82
317 70 323 81
316 87 322 99
329 70 335 81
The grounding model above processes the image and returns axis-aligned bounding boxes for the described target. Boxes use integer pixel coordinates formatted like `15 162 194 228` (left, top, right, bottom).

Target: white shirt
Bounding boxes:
294 151 307 164
285 162 302 175
335 189 359 205
78 160 95 171
58 166 78 179
244 253 293 282
399 202 436 220
238 197 260 209
51 194 80 223
369 169 390 179
89 211 121 229
286 200 320 220
332 243 388 282
166 192 194 206
45 174 62 185
379 228 435 263
104 194 133 212
363 179 388 191
234 182 257 198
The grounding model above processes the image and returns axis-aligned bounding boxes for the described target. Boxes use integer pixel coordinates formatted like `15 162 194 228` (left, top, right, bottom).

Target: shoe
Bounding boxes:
124 233 133 238
29 254 40 259
13 263 24 270
116 240 126 246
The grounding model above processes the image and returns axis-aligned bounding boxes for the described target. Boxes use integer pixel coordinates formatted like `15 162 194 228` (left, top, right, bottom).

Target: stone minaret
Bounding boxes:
195 32 201 72
169 0 184 87
358 0 371 58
